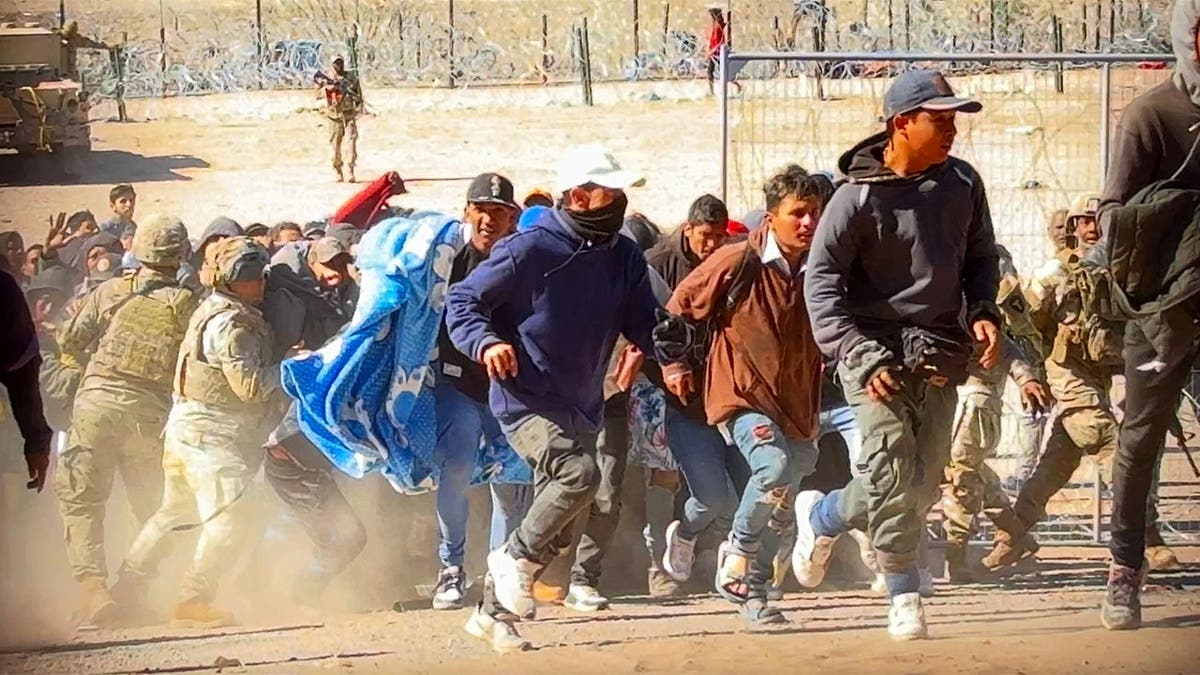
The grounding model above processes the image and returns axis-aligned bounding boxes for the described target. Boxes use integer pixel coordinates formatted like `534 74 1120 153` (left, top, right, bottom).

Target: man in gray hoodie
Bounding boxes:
793 69 1001 640
1100 0 1200 632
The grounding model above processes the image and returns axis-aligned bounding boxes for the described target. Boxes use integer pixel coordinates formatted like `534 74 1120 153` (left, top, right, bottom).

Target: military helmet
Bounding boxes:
132 214 189 266
209 236 270 287
1067 193 1100 221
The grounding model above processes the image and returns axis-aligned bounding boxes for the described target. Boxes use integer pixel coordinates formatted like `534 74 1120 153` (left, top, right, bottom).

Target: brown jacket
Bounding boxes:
665 228 822 440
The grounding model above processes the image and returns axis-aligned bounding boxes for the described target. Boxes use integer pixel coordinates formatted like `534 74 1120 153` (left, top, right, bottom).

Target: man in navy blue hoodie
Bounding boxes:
446 145 660 644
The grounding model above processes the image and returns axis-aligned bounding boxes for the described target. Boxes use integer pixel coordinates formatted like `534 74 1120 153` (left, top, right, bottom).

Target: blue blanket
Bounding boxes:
280 212 532 493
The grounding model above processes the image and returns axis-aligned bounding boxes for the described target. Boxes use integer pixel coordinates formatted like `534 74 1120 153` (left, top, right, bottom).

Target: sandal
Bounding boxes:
715 541 752 604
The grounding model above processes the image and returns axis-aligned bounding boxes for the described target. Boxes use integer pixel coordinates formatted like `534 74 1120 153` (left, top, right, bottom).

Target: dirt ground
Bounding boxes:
0 549 1198 674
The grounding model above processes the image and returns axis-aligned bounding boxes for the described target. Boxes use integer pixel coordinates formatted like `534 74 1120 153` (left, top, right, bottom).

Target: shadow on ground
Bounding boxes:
0 150 209 187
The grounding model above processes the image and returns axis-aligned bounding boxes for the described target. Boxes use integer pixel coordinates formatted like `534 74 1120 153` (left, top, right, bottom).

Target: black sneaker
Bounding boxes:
743 597 790 630
1100 564 1143 630
432 566 466 610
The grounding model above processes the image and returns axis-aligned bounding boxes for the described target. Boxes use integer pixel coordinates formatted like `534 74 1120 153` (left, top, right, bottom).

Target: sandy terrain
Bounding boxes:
0 549 1197 674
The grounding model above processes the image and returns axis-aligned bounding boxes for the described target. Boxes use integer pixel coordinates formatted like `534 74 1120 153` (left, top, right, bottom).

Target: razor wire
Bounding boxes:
18 0 1169 101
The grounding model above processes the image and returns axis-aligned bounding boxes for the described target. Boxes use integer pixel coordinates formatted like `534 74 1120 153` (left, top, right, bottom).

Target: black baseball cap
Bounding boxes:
466 173 518 210
884 70 982 120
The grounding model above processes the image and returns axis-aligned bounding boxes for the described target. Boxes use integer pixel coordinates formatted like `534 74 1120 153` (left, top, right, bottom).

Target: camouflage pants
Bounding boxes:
941 397 1021 546
1012 406 1116 528
329 115 358 171
122 424 260 603
56 424 164 582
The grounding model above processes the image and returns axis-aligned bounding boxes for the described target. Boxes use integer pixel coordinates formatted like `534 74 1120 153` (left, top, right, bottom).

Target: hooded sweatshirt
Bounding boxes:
1101 0 1200 208
446 206 660 434
804 132 999 364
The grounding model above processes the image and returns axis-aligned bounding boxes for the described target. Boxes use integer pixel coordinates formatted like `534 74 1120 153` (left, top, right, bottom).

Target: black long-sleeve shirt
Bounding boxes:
0 270 52 457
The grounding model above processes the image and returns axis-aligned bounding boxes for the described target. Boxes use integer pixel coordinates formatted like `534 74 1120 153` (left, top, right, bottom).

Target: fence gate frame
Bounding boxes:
716 48 1200 548
718 49 1176 206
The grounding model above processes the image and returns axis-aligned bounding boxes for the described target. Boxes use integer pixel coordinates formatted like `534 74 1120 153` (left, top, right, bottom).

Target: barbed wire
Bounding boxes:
23 0 1169 102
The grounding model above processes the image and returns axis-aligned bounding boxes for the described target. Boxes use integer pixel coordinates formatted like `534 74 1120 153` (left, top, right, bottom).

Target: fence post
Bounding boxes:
541 13 549 84
904 0 910 51
886 0 894 50
58 0 65 27
718 44 728 205
663 3 670 54
632 0 640 62
114 34 128 122
1053 15 1064 94
158 0 167 98
582 17 594 106
448 0 457 89
1100 62 1112 185
255 0 264 89
1092 460 1103 544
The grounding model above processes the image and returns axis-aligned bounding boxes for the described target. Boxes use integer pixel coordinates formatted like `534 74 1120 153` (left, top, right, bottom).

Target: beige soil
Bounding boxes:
1 548 1198 674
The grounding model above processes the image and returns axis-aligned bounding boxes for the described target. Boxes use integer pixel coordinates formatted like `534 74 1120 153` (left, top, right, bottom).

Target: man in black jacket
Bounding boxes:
1101 0 1200 632
0 269 51 492
430 175 529 627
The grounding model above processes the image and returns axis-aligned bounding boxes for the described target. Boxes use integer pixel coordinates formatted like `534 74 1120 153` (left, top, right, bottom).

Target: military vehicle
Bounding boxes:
0 22 106 180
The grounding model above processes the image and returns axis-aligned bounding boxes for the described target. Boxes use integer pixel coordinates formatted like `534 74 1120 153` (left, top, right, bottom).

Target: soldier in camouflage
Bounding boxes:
981 196 1172 572
941 250 1051 583
111 237 284 628
55 215 197 628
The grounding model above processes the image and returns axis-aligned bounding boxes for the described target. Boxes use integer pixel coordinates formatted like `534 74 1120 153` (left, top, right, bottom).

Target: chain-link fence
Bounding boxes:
2 1 1175 100
719 49 1199 546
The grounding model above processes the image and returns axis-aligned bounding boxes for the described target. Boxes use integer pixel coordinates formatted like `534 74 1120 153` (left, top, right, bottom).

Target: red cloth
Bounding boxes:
331 171 407 228
707 22 726 56
726 219 747 235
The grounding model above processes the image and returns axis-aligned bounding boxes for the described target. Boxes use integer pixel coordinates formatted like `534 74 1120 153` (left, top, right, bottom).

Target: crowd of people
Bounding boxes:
1 0 1198 656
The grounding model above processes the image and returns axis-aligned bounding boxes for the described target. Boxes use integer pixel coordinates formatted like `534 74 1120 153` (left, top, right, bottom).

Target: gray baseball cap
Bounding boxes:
883 70 982 119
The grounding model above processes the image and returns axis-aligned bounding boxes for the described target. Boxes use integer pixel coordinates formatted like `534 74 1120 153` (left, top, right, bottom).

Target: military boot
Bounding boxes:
945 543 977 585
171 598 236 629
109 565 157 627
347 166 356 183
79 577 120 629
980 530 1040 572
335 167 345 183
1100 564 1144 630
1146 546 1182 571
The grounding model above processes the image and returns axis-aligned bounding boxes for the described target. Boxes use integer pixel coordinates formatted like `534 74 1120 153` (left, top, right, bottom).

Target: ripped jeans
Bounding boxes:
727 410 819 600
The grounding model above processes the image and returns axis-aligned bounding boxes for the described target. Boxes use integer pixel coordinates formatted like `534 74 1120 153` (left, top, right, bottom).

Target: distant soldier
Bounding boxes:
56 215 197 628
320 56 363 183
112 237 284 629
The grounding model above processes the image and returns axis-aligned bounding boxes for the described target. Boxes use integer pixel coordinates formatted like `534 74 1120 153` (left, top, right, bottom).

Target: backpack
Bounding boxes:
1053 253 1125 368
1100 131 1200 316
652 243 762 370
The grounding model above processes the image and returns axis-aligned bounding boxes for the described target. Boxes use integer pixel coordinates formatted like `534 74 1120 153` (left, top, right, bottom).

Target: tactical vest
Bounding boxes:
175 297 270 407
1051 250 1124 368
89 274 192 385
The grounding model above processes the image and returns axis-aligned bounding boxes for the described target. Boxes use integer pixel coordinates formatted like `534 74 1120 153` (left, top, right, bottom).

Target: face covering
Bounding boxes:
565 193 628 244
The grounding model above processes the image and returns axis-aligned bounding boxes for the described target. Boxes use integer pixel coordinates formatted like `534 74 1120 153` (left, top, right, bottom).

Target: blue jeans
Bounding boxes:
664 406 738 541
820 405 864 476
433 382 531 568
729 410 819 597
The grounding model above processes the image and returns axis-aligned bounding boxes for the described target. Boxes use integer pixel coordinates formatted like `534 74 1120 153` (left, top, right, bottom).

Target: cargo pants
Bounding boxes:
329 113 358 172
823 367 958 587
942 392 1023 545
56 411 164 583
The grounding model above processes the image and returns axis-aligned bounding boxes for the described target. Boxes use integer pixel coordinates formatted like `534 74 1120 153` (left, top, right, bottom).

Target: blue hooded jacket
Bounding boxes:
446 206 660 433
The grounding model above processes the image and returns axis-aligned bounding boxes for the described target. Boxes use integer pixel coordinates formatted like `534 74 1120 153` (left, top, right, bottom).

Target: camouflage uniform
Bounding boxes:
54 216 196 624
941 336 1036 564
325 68 361 179
117 238 282 625
982 247 1120 569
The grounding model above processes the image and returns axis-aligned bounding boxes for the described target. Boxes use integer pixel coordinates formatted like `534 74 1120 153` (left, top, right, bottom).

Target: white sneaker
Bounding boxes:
888 592 928 641
563 584 609 612
792 490 839 588
662 520 697 582
919 569 936 598
870 573 888 596
432 566 465 610
486 547 540 619
464 607 532 654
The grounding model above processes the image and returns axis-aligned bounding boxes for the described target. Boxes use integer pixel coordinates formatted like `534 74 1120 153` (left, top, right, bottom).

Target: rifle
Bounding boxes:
1167 402 1200 478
